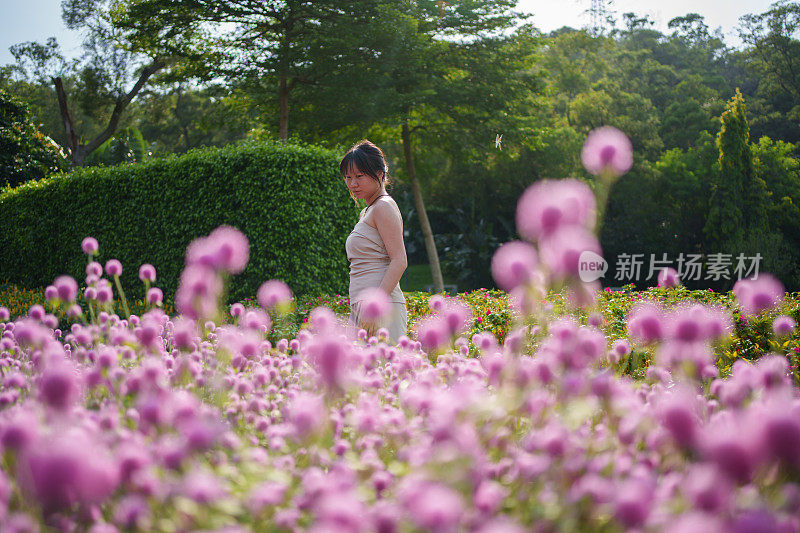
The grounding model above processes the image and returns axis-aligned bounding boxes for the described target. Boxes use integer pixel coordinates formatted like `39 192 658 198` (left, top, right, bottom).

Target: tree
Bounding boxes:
8 0 206 166
0 89 67 188
351 3 540 293
120 0 388 141
704 89 768 257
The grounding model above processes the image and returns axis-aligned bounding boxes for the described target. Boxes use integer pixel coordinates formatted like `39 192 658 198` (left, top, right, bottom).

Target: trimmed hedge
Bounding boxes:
0 140 359 302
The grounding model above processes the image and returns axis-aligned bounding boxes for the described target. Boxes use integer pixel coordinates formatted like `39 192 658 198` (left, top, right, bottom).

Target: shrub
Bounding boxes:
0 140 358 302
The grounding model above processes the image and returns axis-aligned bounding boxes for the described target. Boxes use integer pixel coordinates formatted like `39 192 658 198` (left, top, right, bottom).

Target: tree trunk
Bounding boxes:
401 121 444 294
53 59 163 166
279 75 289 140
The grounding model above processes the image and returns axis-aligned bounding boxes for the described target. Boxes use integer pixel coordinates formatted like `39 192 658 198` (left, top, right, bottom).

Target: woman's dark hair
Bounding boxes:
339 140 390 204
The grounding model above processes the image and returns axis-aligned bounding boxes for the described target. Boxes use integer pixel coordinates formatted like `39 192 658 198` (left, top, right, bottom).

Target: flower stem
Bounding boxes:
113 275 131 319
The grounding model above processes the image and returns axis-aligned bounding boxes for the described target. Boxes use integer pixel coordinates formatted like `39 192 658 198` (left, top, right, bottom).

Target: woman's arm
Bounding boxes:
372 202 408 296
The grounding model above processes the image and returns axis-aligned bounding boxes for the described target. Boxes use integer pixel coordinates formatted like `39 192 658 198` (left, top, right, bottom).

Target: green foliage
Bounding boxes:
704 90 767 257
84 127 148 167
0 140 359 302
0 89 67 188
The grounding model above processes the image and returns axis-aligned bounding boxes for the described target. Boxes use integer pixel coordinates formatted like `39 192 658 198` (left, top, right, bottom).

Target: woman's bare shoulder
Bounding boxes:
373 197 402 223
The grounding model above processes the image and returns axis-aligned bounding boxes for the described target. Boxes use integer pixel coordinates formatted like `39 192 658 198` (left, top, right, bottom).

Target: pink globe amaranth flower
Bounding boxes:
230 303 245 317
257 279 293 310
355 287 391 322
613 476 654 528
175 264 222 320
753 399 800 468
313 490 368 532
181 470 227 504
241 308 272 333
581 125 633 177
683 463 732 513
96 285 113 304
538 226 602 280
81 237 99 255
309 306 337 334
308 335 349 388
428 294 445 311
665 512 726 533
627 302 665 344
0 410 39 451
247 481 288 513
491 240 539 292
113 494 150 530
474 480 508 515
53 275 78 302
441 299 472 336
701 415 763 485
401 480 464 532
772 315 796 337
612 339 632 356
656 386 700 448
515 179 596 241
733 274 785 316
138 264 156 282
146 287 163 305
44 285 57 301
415 315 450 352
86 261 103 278
39 363 80 411
28 304 45 321
657 267 680 288
105 259 122 277
287 392 326 439
0 306 9 321
186 226 249 274
18 431 119 513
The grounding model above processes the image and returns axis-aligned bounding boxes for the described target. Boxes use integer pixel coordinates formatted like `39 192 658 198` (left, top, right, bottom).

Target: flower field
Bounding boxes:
0 128 799 532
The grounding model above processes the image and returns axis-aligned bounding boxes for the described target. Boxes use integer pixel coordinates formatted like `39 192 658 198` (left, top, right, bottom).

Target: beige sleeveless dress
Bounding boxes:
345 203 408 343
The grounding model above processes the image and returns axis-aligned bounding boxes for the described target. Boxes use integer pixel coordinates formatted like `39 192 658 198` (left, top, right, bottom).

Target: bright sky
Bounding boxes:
0 0 781 66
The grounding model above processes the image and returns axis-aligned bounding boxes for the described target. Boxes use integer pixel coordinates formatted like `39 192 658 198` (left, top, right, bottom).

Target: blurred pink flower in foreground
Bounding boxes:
581 125 633 177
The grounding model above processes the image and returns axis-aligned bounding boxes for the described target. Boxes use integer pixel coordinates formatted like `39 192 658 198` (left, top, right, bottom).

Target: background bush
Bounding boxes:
0 140 358 302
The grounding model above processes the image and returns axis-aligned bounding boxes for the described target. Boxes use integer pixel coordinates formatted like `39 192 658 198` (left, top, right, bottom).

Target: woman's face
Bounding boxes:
343 165 381 199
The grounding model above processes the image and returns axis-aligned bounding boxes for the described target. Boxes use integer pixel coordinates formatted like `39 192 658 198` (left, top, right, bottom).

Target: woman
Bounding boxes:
340 140 408 343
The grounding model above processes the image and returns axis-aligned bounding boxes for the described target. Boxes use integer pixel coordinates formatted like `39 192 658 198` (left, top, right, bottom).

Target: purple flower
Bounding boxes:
230 303 245 317
581 126 633 177
657 267 680 288
355 287 391 322
515 179 596 242
733 274 785 316
44 286 58 301
415 315 450 353
613 476 654 528
86 261 103 278
186 226 249 274
538 226 602 280
38 363 79 411
491 241 539 291
138 264 156 282
287 392 326 438
627 302 664 344
0 307 9 321
441 299 472 336
656 386 700 448
53 276 78 302
105 259 122 277
684 464 732 512
18 431 119 512
175 264 222 320
257 280 293 310
146 287 163 305
81 237 99 255
401 480 464 532
772 315 796 337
